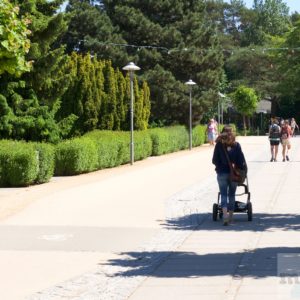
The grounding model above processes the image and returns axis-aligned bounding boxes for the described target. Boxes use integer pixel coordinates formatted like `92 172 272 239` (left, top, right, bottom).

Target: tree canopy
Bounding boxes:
0 0 31 76
1 0 300 142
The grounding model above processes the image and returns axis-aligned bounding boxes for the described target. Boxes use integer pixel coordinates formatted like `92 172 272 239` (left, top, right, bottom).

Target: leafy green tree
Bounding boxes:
231 85 259 131
115 68 127 130
59 53 101 134
16 0 70 107
0 81 61 143
253 0 291 36
63 0 128 66
276 20 300 118
140 81 151 130
225 47 279 96
101 0 224 125
0 0 31 76
0 94 14 137
99 60 117 130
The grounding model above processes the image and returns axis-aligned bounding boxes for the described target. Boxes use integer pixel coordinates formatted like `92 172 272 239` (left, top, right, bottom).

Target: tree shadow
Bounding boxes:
161 212 300 231
104 247 300 278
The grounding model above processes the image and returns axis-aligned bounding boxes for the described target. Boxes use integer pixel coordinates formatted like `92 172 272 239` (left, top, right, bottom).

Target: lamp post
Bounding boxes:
122 62 140 165
218 92 226 133
256 109 267 132
185 79 196 150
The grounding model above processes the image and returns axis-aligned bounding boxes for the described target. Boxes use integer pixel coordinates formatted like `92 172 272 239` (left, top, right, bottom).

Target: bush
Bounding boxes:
0 140 39 187
192 125 206 146
85 130 152 167
85 130 120 168
55 137 98 176
33 143 55 183
149 126 189 156
133 130 152 161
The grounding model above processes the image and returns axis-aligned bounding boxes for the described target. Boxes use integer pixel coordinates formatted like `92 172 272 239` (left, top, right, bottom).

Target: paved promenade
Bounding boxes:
1 136 300 299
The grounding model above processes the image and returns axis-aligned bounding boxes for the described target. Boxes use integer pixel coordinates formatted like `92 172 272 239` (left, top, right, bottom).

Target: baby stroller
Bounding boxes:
212 175 252 222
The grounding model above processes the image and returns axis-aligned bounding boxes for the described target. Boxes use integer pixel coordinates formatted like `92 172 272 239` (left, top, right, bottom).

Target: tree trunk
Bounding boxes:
243 114 247 136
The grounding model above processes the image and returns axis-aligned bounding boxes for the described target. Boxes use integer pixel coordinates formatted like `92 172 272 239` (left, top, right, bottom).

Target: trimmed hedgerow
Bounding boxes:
133 130 152 161
33 143 55 183
55 137 98 176
149 126 189 156
85 130 120 168
192 125 207 146
85 130 152 168
0 140 39 187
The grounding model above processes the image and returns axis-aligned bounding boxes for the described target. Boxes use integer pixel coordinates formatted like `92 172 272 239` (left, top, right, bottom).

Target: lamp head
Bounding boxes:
123 62 141 71
185 79 196 86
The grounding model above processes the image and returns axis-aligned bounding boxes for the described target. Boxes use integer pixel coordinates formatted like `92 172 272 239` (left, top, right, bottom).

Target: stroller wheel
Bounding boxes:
212 203 218 221
219 211 223 219
247 202 253 221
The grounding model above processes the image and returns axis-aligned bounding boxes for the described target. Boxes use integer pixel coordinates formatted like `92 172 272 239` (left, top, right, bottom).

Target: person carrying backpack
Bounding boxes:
269 118 281 162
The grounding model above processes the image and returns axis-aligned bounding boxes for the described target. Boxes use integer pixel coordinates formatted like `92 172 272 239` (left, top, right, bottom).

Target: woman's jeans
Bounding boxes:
217 173 238 211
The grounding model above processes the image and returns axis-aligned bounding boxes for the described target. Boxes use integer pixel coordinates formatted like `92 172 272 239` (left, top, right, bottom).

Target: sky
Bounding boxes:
234 0 300 13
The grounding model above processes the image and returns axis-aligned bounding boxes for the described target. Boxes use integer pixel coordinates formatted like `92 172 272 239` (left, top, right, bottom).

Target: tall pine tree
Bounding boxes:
16 0 70 107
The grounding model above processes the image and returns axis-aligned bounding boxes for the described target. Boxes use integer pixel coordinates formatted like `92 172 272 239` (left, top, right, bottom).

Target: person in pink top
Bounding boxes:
281 119 292 161
206 118 218 145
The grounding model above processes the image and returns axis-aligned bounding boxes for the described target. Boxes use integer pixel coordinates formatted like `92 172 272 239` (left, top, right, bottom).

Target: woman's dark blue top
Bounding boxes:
212 141 246 174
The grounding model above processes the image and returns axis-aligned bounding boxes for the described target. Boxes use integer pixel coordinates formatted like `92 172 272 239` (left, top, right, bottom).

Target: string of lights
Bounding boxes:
95 41 300 55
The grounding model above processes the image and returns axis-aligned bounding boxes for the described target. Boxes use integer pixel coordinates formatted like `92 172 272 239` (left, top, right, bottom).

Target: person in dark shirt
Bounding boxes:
212 126 247 225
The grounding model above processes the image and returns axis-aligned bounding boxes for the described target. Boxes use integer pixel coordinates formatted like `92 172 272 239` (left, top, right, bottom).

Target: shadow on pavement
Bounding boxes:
161 212 300 231
104 247 299 278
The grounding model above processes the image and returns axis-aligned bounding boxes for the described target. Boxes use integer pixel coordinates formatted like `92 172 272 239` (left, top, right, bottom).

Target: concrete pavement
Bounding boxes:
127 136 300 300
0 136 300 299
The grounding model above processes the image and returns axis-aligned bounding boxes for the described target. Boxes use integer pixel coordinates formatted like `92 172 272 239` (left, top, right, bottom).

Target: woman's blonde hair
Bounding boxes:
216 125 236 146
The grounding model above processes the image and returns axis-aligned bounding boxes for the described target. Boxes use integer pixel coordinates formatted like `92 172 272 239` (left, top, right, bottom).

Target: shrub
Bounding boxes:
149 126 189 155
192 125 206 146
55 137 98 175
0 140 39 187
33 143 55 183
85 130 152 167
133 130 152 161
85 130 120 168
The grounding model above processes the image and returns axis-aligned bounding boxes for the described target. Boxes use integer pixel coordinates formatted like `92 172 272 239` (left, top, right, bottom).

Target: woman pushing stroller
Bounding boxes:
212 126 247 226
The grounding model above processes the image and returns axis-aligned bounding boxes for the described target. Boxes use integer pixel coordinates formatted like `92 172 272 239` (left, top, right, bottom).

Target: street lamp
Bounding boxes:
123 62 141 165
218 92 226 133
256 109 267 132
185 79 197 150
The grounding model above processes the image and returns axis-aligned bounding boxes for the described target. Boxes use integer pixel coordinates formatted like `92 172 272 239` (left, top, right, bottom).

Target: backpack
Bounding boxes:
269 124 280 140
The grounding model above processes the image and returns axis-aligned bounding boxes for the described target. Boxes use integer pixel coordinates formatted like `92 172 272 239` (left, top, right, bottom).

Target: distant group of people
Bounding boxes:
268 117 298 162
210 116 298 226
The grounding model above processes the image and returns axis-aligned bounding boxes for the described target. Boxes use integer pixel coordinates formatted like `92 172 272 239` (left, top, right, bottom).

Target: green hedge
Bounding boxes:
133 130 152 161
1 124 240 186
55 137 98 176
192 125 207 146
0 140 54 187
33 143 55 183
85 130 121 168
85 130 152 168
149 126 189 156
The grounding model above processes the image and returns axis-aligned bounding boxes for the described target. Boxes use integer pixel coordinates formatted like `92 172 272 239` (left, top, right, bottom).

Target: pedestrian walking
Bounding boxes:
268 118 281 162
281 119 292 161
206 118 218 145
212 125 247 226
290 118 299 137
